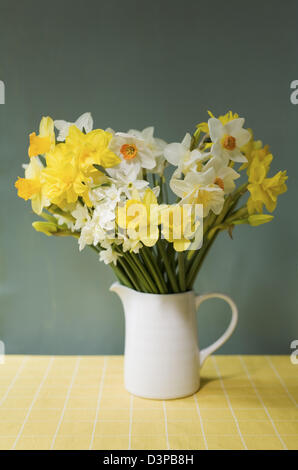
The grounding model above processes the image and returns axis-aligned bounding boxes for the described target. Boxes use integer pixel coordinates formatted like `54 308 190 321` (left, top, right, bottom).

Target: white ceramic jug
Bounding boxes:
110 283 238 399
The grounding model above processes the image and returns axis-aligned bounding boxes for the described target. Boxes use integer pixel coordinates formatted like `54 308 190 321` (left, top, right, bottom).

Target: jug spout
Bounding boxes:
109 282 132 302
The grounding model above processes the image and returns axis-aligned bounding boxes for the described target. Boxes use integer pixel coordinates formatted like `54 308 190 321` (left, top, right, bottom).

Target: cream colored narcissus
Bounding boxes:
128 126 166 160
164 133 209 177
108 132 157 178
208 117 250 164
127 126 167 175
204 158 240 194
99 246 122 265
171 167 225 217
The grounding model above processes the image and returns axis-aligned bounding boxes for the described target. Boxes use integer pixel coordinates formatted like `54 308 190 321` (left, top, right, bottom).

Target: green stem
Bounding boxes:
141 246 168 294
187 233 218 289
88 245 134 289
117 256 142 291
186 184 248 288
178 252 186 292
127 252 158 293
157 240 179 293
88 244 134 289
163 177 169 204
112 265 134 289
158 176 163 204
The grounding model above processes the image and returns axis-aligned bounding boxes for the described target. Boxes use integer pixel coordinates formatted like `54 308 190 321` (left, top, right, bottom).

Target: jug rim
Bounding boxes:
110 281 195 297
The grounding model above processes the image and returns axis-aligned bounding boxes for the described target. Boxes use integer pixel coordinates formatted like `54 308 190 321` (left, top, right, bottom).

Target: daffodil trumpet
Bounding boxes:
15 111 287 293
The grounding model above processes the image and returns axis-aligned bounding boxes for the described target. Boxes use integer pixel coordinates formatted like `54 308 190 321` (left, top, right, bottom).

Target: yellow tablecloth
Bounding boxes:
0 355 297 450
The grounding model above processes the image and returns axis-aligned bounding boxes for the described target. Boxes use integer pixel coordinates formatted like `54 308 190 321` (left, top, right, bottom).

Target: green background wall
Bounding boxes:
0 0 297 355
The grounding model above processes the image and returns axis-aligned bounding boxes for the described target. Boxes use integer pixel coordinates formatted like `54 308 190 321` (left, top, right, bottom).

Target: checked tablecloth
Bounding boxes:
0 355 297 450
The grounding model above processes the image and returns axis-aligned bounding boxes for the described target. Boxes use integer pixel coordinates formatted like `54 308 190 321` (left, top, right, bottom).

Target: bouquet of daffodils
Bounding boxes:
15 111 287 294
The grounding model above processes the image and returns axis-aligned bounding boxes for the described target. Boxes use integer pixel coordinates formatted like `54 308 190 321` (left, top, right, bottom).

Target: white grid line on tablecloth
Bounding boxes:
194 394 208 449
11 357 54 450
3 433 298 440
1 390 294 399
128 394 133 450
0 406 277 411
266 356 298 408
0 384 294 396
212 356 248 450
0 357 28 407
239 356 287 450
89 357 107 449
0 382 295 392
163 401 170 450
2 418 298 425
2 418 298 423
50 357 81 450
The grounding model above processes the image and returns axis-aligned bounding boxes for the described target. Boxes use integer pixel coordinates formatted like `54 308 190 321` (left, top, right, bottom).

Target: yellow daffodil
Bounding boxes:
248 170 288 214
247 151 272 184
240 134 270 171
117 188 159 247
65 126 120 175
28 116 55 158
160 204 200 252
42 144 92 209
15 157 50 214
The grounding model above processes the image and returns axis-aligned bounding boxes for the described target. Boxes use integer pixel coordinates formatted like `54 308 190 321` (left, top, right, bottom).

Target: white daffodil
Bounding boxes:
90 183 123 206
107 163 149 196
122 237 143 254
52 213 74 230
128 126 166 158
170 167 225 217
108 132 156 176
204 158 240 194
208 117 250 164
213 166 240 194
164 133 210 177
99 246 122 265
128 126 167 175
54 112 93 141
71 203 91 231
78 220 99 251
78 201 116 250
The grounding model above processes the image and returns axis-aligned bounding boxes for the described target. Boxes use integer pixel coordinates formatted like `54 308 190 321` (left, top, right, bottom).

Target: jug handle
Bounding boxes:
195 293 238 367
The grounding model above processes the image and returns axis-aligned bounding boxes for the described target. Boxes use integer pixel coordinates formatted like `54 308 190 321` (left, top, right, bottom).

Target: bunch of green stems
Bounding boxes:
43 133 249 294
90 180 248 295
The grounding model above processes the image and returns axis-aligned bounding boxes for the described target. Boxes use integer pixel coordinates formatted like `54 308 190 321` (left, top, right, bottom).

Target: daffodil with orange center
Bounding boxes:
170 167 225 217
208 117 250 164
